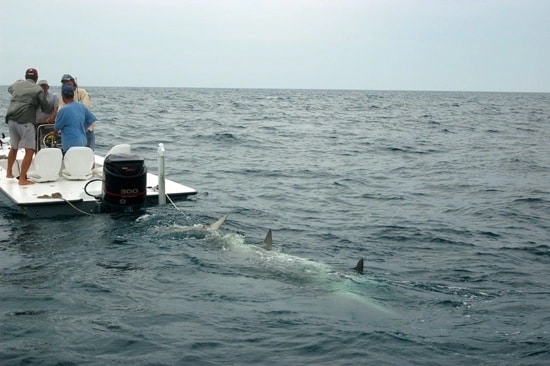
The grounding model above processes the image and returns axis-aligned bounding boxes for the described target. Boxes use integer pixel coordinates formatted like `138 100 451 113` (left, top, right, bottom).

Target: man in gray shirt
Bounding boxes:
5 68 53 185
36 80 59 124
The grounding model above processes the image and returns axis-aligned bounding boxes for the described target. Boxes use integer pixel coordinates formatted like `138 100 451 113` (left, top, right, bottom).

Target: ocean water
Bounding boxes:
0 88 549 365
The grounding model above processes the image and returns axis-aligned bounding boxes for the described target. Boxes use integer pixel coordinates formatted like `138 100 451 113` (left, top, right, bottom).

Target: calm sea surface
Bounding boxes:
0 88 549 365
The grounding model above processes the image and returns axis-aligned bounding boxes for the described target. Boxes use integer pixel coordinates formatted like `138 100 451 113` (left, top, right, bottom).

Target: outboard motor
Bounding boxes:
102 153 147 212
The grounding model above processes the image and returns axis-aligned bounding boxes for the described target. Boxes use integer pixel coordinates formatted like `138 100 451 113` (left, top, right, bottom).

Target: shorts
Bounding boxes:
8 120 36 150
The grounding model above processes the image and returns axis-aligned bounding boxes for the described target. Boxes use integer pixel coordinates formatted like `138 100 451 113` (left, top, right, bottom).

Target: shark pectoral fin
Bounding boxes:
209 214 228 231
353 258 364 274
263 229 273 251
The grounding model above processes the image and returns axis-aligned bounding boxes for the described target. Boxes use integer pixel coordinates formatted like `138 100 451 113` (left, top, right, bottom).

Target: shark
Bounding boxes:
158 214 364 278
157 214 392 314
261 228 364 274
157 214 229 237
202 214 228 231
210 222 390 314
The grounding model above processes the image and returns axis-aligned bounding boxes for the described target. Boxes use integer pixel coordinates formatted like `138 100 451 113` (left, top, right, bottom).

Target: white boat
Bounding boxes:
0 125 196 218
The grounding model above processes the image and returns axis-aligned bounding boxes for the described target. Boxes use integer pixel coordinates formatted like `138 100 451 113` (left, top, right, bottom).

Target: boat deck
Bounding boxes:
0 145 197 218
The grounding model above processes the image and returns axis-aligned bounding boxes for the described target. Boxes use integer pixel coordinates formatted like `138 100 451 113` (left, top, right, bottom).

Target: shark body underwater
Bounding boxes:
161 214 391 314
260 228 364 275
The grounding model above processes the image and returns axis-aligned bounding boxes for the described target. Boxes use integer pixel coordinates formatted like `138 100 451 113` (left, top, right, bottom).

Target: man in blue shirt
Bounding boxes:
54 85 97 153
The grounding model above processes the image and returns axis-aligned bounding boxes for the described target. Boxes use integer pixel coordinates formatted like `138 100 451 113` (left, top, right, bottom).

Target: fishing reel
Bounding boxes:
43 131 62 148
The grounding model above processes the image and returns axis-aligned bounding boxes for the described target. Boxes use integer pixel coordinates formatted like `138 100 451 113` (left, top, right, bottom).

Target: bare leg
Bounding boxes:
18 148 35 185
6 148 17 178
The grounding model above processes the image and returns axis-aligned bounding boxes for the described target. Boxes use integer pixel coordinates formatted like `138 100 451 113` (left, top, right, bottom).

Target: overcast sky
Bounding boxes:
1 0 548 92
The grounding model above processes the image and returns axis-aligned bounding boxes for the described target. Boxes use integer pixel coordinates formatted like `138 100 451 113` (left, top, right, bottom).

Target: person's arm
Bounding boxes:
38 90 53 115
84 109 97 129
46 95 59 124
46 106 58 124
77 89 91 108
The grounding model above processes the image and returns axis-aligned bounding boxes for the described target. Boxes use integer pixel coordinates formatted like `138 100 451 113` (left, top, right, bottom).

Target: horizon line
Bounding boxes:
0 84 548 94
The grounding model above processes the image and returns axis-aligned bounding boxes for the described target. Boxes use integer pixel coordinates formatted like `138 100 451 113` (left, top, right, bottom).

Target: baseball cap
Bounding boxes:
25 68 38 80
62 85 74 97
61 74 74 82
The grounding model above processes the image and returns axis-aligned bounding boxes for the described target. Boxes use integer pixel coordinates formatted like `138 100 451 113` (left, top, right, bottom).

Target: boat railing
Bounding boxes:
36 124 62 152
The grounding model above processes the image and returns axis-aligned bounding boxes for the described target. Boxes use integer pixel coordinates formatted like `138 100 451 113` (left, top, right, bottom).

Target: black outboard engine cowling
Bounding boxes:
102 153 147 212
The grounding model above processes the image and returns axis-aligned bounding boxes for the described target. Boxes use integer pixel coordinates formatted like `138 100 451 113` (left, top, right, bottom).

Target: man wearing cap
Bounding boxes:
5 68 53 185
36 80 59 124
59 74 95 149
59 74 90 108
54 85 97 153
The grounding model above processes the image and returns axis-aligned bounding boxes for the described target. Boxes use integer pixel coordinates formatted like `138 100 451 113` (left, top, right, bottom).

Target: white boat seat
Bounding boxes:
28 148 63 183
61 146 95 180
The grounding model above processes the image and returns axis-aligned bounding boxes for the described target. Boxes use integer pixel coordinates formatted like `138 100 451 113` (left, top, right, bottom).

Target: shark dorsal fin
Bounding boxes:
353 258 364 274
263 229 272 251
209 214 228 231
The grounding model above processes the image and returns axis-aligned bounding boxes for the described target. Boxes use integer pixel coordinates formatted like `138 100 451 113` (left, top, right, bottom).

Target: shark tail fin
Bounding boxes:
209 214 228 231
263 229 273 251
353 258 364 274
